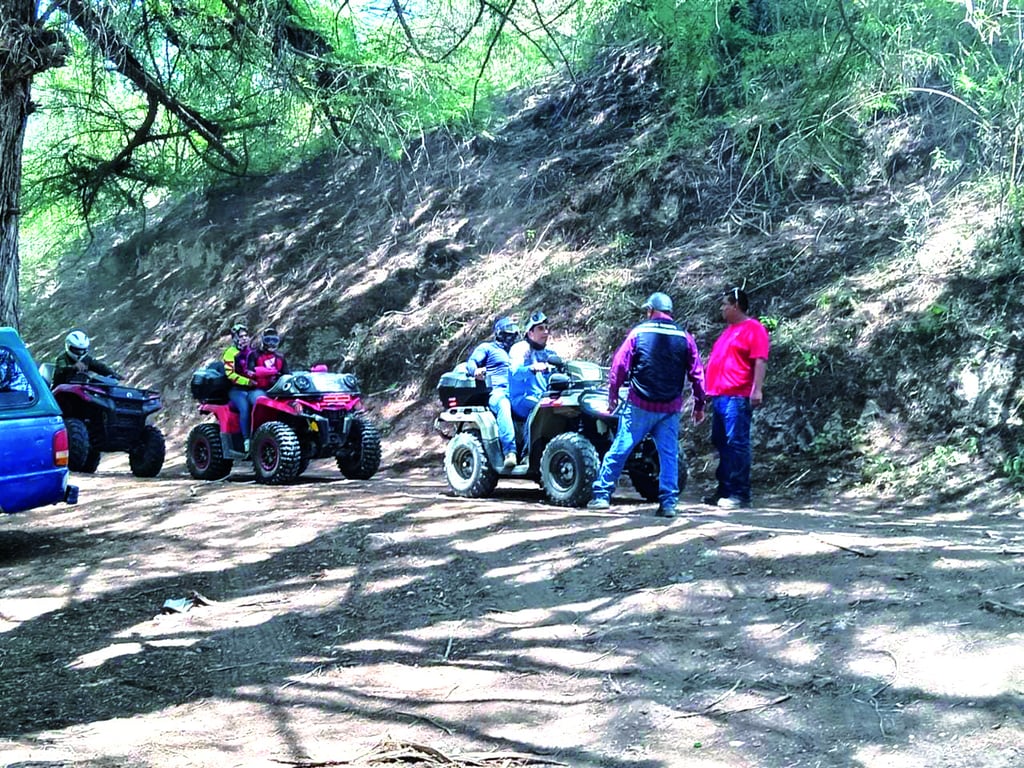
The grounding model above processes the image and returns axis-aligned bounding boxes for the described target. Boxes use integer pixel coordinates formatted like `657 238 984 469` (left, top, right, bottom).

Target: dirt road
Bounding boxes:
2 453 1023 768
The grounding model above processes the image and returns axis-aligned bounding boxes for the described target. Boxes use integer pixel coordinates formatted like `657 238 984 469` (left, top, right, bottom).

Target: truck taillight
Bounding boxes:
53 428 70 467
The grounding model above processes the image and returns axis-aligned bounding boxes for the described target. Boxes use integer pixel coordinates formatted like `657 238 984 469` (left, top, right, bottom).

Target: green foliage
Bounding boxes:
915 302 950 337
594 0 1024 210
1004 448 1024 487
21 0 610 262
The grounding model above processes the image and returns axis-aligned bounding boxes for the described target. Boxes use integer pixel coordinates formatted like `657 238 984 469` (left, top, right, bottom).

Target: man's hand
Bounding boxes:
750 386 764 408
473 367 486 380
693 407 706 425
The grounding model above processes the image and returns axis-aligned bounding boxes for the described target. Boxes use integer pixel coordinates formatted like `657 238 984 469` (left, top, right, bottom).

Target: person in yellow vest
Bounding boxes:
223 322 257 450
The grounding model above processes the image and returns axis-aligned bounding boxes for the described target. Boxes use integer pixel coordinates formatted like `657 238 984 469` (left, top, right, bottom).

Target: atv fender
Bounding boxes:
437 406 506 471
199 401 241 434
252 395 300 426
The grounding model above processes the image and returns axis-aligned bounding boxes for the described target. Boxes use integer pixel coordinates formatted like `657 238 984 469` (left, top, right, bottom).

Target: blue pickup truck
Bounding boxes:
0 327 78 514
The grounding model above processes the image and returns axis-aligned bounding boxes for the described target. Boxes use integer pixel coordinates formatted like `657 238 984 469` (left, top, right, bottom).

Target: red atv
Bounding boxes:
45 368 165 477
186 368 381 485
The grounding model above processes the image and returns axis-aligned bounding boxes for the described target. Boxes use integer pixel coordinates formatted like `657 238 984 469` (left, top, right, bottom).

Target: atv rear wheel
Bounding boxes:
541 432 600 507
444 431 498 498
186 423 232 480
252 421 302 485
66 418 100 473
337 413 381 480
129 425 166 477
628 438 687 502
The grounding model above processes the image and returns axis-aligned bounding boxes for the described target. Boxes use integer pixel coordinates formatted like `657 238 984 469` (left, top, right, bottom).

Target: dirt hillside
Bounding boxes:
6 41 1024 768
19 43 1022 503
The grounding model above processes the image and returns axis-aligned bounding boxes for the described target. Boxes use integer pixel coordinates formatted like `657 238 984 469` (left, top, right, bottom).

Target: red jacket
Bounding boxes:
240 349 289 389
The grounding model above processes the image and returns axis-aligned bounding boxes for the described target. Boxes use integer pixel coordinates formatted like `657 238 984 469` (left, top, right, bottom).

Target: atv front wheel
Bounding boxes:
66 417 100 473
540 432 600 507
129 425 166 477
444 431 498 498
186 423 232 480
337 413 381 480
628 438 687 502
252 421 302 485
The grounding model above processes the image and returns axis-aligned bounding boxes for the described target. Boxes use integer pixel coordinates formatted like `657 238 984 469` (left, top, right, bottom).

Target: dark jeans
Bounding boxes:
228 387 266 439
711 396 752 503
228 388 253 438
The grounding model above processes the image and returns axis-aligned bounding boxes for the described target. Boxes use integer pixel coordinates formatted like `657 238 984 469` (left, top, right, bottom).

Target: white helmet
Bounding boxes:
65 330 90 362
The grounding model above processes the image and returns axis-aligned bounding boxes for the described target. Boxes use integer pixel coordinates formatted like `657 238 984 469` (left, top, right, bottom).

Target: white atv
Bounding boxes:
435 358 681 507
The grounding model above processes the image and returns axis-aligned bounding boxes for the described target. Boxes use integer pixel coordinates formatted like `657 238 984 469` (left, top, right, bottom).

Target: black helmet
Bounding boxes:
642 292 673 314
493 317 520 349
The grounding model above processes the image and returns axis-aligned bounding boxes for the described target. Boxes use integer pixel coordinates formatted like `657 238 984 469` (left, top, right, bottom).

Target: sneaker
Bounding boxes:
716 496 749 510
503 452 518 470
586 497 610 510
701 493 720 506
656 506 677 518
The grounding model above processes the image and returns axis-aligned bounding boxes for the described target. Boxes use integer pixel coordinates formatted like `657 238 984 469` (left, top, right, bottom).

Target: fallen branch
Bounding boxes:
272 738 566 766
715 693 792 716
675 678 741 718
678 689 792 718
981 599 1024 617
813 535 876 558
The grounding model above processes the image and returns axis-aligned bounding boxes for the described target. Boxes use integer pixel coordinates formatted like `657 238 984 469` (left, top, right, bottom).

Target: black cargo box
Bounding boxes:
437 369 489 407
191 359 230 402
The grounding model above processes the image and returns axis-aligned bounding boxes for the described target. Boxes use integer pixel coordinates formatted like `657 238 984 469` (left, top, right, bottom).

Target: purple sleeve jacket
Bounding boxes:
608 314 708 414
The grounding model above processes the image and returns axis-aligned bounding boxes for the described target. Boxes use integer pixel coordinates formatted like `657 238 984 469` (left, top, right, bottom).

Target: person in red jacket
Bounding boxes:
242 328 289 388
238 328 289 452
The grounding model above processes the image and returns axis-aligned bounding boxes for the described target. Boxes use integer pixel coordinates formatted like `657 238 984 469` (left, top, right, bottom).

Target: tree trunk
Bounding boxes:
0 76 29 329
0 7 70 328
0 5 38 329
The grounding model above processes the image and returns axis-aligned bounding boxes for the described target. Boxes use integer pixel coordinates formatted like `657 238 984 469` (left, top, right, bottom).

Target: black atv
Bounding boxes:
435 358 681 507
45 367 166 477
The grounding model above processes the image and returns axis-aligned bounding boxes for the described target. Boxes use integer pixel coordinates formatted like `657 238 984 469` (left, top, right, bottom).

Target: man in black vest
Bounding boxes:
587 292 708 518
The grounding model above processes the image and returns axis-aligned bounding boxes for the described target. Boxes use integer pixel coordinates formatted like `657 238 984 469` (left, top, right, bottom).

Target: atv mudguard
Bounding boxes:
437 406 510 474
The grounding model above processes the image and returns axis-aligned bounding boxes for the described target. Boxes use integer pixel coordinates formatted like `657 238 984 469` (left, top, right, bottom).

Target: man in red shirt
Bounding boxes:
703 288 770 509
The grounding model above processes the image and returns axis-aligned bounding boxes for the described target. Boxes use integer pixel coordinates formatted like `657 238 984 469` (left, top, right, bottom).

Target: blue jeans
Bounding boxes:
490 388 516 456
228 388 254 438
592 403 682 508
711 396 752 503
229 387 266 438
